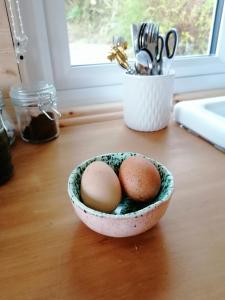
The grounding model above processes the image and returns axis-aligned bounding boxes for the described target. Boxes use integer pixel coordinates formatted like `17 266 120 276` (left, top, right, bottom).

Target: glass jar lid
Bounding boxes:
10 81 57 107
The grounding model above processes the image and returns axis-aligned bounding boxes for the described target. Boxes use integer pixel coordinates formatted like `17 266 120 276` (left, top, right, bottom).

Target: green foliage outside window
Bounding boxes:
65 0 215 56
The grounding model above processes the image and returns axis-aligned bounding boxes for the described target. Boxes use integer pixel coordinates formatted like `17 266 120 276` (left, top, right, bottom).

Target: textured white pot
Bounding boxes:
122 73 175 131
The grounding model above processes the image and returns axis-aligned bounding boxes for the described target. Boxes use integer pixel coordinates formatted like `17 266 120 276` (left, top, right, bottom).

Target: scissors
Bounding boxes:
156 34 164 74
165 29 178 58
164 29 178 74
156 28 178 74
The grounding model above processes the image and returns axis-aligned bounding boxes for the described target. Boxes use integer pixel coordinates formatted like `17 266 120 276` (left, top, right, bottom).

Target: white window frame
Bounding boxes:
14 0 225 106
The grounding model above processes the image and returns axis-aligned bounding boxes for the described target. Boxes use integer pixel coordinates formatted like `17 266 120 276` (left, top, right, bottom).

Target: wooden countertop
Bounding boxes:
1 119 225 300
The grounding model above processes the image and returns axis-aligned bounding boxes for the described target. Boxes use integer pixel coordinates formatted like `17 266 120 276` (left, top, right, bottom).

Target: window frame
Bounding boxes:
15 0 225 106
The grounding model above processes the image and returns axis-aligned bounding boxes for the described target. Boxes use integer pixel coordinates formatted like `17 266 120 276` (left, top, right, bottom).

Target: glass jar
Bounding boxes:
0 117 13 185
10 81 61 144
0 90 16 145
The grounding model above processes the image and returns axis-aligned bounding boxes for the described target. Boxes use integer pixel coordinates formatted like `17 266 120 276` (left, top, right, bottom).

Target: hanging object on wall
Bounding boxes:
7 0 28 63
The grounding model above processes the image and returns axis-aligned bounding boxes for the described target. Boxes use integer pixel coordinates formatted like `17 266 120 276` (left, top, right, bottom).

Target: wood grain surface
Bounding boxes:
0 120 225 300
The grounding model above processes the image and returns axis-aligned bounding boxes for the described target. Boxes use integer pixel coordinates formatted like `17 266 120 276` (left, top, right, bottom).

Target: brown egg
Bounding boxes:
81 161 122 213
119 156 161 202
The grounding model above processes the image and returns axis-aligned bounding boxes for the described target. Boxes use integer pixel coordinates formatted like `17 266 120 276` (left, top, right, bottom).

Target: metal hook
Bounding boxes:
51 106 61 117
37 93 61 120
49 94 61 117
39 107 55 121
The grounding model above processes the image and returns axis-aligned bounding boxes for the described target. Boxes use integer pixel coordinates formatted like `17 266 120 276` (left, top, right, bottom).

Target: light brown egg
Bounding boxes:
119 156 161 202
80 161 122 213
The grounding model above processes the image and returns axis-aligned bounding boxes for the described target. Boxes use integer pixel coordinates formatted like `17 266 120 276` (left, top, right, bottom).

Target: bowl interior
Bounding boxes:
68 152 174 216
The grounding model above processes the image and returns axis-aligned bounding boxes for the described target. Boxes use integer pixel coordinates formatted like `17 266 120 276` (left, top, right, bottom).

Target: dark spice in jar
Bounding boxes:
0 127 13 185
22 112 58 143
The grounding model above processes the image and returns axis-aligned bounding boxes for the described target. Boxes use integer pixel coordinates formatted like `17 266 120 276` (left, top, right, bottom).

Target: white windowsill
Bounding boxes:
57 86 225 110
58 88 225 127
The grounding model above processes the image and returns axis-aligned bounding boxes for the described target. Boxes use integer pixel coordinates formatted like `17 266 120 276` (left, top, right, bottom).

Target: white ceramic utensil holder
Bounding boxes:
122 73 174 131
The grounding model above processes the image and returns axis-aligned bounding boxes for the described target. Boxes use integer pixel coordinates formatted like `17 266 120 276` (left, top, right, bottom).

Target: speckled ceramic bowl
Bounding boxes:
68 152 174 237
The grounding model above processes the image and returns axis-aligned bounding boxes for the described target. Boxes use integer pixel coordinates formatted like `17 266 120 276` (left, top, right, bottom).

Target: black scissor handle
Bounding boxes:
156 35 164 62
165 28 178 59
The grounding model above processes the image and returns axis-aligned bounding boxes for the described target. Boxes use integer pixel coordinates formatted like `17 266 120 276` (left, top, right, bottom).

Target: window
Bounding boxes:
65 0 218 65
15 0 225 105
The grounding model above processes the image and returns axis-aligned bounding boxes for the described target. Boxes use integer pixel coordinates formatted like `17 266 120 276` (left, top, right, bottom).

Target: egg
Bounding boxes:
80 161 122 213
119 156 161 202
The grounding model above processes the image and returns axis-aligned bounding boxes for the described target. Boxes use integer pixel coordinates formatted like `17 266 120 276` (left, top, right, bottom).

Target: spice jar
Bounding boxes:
0 116 13 185
0 90 16 145
10 81 61 144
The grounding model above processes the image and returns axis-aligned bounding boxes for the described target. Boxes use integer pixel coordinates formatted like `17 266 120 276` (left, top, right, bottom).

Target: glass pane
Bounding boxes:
65 0 217 65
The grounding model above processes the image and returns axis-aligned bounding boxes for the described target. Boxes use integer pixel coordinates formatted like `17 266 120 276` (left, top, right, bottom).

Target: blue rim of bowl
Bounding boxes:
68 152 174 219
